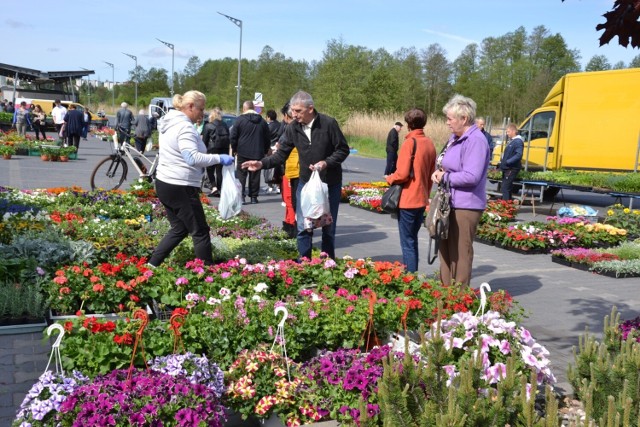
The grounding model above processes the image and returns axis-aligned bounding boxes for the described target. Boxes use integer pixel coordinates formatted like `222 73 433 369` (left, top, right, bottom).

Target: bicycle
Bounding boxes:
90 127 159 191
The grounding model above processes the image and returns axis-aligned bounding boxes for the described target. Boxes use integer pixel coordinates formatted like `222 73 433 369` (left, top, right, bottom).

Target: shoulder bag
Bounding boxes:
381 138 416 214
425 142 453 264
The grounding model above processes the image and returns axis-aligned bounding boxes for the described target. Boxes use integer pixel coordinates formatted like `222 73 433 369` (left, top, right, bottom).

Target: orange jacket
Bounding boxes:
385 129 436 209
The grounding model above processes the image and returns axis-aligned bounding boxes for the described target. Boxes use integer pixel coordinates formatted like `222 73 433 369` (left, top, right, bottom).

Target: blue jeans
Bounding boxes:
296 180 341 259
397 207 426 272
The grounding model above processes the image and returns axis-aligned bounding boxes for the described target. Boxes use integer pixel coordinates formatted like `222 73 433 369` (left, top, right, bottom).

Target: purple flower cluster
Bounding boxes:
14 370 89 427
619 316 640 342
150 352 225 398
300 346 394 424
58 369 225 426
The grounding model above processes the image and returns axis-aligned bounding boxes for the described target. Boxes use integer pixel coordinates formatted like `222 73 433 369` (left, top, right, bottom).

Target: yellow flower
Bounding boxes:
624 208 630 214
607 210 614 216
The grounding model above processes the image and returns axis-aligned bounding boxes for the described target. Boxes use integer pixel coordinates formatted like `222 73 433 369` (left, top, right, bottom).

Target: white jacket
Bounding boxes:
156 109 222 187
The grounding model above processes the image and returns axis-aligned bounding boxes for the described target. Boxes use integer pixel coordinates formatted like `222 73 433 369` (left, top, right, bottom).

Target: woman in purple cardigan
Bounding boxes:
431 95 490 286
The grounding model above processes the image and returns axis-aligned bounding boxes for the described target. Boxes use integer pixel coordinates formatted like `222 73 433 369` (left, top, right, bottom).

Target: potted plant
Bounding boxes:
0 144 16 159
58 145 77 161
39 146 57 161
224 345 300 424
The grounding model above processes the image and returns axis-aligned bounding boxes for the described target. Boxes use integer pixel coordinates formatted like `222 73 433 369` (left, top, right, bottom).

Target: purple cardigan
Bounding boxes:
442 124 490 210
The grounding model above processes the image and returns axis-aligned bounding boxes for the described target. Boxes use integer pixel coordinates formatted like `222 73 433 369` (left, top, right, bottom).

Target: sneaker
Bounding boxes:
281 202 287 207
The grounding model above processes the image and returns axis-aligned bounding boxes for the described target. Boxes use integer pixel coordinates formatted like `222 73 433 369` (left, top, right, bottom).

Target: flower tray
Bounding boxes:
15 147 28 156
28 148 41 156
591 269 640 279
0 317 47 335
571 262 592 272
475 237 495 246
550 256 572 267
495 243 548 255
349 204 387 214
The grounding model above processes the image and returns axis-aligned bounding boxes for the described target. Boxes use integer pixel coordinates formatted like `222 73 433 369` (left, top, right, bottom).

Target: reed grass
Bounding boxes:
343 111 451 158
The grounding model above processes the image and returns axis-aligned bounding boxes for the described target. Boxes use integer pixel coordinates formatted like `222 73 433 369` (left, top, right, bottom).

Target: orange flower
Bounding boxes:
92 284 104 292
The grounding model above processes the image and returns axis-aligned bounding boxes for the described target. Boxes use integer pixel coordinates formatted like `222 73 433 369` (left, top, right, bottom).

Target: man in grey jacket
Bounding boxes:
230 100 271 204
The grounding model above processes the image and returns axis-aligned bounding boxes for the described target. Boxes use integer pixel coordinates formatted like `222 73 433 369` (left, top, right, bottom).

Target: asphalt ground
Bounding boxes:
2 132 639 397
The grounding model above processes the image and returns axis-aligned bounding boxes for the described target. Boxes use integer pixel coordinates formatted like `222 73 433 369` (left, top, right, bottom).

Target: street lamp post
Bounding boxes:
79 67 91 108
218 12 242 116
103 61 115 111
156 38 174 96
122 53 138 111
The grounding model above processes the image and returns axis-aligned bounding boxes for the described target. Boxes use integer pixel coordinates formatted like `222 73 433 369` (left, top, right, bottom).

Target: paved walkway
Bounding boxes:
1 134 637 424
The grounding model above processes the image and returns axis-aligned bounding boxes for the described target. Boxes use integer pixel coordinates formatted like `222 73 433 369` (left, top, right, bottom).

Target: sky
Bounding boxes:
2 0 637 86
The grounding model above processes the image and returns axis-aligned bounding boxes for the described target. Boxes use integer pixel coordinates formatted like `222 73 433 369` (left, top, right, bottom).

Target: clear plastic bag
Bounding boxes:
218 165 243 219
300 170 329 219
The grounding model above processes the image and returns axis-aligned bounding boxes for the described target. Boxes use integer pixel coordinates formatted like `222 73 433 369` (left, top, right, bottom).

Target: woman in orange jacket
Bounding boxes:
385 108 436 272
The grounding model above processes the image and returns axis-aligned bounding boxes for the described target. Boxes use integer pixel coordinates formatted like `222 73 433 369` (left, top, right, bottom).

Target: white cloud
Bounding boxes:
421 29 479 45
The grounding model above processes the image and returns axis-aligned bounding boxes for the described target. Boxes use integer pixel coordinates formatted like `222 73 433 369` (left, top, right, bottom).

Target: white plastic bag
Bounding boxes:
300 170 329 219
145 138 153 152
218 165 243 219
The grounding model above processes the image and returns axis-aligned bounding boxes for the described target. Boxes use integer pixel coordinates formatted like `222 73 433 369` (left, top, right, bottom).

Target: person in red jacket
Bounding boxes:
385 108 436 272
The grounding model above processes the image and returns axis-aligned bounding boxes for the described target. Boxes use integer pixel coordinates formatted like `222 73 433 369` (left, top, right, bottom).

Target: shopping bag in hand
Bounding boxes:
218 165 243 219
300 170 329 219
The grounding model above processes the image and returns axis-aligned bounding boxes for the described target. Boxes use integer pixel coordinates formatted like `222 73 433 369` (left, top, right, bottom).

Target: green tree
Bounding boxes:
585 54 612 71
421 44 452 116
630 54 640 67
313 38 373 121
394 47 427 110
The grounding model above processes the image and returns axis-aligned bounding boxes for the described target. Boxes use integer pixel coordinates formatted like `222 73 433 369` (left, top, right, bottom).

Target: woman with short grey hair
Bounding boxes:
431 94 490 286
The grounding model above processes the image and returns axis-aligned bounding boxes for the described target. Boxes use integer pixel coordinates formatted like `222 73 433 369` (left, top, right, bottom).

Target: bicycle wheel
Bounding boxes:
90 156 128 190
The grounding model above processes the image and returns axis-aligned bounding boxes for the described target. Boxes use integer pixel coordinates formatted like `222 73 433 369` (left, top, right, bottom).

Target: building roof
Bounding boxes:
0 63 94 83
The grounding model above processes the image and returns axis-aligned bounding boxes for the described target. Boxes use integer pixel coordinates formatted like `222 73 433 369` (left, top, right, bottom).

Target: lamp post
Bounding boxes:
218 12 242 116
156 38 174 96
79 67 91 108
122 52 138 111
103 61 115 111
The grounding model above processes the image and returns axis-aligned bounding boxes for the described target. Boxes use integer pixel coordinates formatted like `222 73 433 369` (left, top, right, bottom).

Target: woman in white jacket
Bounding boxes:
148 90 233 266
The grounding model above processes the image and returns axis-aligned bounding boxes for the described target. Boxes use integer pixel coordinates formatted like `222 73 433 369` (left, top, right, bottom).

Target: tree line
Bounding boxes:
81 25 640 125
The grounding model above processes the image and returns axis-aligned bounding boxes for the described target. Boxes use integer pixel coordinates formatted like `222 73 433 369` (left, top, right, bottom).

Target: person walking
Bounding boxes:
12 101 32 136
133 109 151 153
116 102 134 144
32 105 47 141
241 91 350 260
385 109 436 272
278 103 299 238
82 108 92 140
476 117 495 163
148 91 234 267
202 107 231 197
431 94 490 286
230 100 271 204
384 122 402 176
499 123 524 201
63 104 84 152
51 100 67 139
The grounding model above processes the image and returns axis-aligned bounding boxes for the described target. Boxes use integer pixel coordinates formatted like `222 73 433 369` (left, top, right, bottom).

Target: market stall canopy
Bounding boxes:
0 63 94 83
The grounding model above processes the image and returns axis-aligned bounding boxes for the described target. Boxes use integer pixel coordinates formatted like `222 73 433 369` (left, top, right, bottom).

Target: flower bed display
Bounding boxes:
550 241 640 278
343 182 388 213
476 216 628 253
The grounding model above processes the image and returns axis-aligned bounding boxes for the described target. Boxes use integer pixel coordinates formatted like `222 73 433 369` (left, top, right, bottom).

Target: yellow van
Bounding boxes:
15 98 108 129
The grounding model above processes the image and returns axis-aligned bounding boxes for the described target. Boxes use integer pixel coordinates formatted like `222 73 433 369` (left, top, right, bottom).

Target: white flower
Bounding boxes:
253 282 268 293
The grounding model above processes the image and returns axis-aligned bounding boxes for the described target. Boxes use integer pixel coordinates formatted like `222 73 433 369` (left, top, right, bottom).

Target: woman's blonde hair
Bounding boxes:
209 107 223 122
172 90 206 110
442 94 477 125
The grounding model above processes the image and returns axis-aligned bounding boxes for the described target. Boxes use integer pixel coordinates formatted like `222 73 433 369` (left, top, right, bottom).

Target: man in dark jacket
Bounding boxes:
115 102 134 144
499 123 524 201
241 91 350 260
384 121 402 176
230 101 271 204
64 104 85 152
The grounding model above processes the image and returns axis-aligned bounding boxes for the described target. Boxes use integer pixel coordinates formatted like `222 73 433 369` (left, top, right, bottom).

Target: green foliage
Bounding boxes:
377 329 560 427
568 307 640 426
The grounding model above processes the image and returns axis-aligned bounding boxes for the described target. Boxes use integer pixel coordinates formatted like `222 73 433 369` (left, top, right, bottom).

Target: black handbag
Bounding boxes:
381 138 416 214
